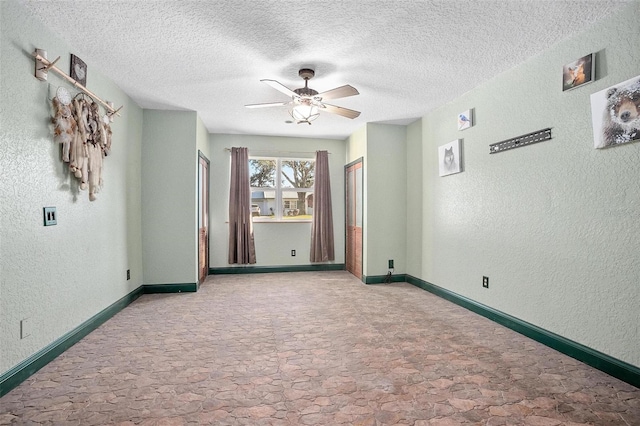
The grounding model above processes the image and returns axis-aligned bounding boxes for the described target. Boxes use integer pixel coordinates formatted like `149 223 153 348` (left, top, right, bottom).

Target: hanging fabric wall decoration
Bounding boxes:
53 93 113 201
33 48 122 202
51 87 76 163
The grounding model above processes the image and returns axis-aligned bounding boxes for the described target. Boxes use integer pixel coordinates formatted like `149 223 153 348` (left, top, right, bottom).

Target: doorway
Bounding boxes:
345 158 363 279
198 151 210 285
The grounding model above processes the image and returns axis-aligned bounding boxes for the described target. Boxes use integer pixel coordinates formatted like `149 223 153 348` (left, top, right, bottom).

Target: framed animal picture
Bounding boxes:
590 75 640 149
562 53 594 91
458 109 473 130
438 139 462 177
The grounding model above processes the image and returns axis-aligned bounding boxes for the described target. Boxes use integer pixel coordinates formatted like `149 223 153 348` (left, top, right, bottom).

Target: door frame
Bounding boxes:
197 150 210 286
344 157 364 280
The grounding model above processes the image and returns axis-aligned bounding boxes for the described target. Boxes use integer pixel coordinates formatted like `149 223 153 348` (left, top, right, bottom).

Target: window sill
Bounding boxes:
225 220 312 224
253 219 312 224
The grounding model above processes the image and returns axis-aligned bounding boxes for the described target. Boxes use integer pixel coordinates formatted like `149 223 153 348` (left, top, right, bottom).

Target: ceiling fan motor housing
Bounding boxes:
294 87 319 97
295 68 319 97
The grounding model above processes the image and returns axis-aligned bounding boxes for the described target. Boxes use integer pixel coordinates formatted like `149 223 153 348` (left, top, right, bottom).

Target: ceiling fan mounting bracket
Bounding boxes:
298 68 315 80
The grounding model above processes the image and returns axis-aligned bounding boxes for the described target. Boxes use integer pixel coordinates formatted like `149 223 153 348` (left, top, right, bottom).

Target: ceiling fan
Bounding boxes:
245 68 360 125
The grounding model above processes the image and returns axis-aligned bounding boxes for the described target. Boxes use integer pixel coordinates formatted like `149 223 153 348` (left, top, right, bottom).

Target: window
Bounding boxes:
249 157 315 221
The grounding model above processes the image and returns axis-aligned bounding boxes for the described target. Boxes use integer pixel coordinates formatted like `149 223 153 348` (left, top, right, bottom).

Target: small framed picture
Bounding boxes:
562 53 594 91
438 139 462 177
70 54 87 87
457 109 473 130
590 75 640 149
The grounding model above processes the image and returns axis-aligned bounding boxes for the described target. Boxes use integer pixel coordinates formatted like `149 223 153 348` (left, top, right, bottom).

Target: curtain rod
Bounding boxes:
224 148 330 155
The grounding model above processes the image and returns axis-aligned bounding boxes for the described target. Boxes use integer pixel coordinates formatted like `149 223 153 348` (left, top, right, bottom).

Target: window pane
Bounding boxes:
281 160 314 189
250 159 276 188
251 189 276 218
283 189 312 217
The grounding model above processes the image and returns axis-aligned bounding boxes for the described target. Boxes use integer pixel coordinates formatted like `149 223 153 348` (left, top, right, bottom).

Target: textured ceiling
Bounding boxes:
20 0 630 140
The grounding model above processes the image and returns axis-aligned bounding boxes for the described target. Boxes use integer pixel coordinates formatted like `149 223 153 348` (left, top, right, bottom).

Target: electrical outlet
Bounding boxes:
127 269 130 280
483 276 489 288
388 259 394 269
291 250 296 257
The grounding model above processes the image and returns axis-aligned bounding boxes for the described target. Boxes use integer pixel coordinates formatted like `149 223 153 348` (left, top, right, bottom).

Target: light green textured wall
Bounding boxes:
196 115 210 162
365 123 407 277
0 0 143 374
405 119 423 278
141 110 197 284
345 123 408 278
195 115 210 277
346 125 367 164
418 2 640 366
209 134 346 267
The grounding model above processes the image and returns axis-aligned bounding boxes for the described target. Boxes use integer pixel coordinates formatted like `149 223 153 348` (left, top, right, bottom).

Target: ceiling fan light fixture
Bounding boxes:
290 101 319 125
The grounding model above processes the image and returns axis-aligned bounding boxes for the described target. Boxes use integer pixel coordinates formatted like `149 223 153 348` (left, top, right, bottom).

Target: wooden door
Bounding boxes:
345 159 363 279
198 152 210 285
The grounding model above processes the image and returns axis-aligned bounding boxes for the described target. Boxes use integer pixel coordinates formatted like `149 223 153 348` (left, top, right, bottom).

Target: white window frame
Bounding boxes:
250 156 315 223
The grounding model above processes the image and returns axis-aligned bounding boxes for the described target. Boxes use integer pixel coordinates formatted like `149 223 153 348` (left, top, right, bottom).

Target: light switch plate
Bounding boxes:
43 207 57 226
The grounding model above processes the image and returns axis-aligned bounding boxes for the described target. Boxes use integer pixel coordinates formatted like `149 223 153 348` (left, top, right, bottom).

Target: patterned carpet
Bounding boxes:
1 271 638 425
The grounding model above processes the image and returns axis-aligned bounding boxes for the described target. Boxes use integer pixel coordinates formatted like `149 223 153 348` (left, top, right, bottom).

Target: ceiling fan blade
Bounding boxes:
245 101 291 108
261 79 298 98
316 84 359 100
320 103 361 119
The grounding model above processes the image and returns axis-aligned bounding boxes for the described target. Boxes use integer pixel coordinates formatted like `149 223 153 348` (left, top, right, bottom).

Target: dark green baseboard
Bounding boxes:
143 282 198 293
363 273 407 284
405 275 640 389
210 263 345 275
0 282 197 397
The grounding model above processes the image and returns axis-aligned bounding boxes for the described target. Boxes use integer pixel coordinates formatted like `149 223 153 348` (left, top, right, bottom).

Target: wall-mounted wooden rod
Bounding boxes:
33 51 122 117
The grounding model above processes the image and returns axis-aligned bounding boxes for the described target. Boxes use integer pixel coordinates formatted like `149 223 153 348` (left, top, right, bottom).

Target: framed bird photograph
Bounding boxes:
562 53 594 91
457 109 473 130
